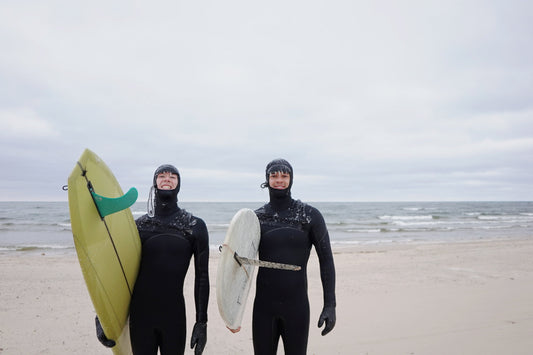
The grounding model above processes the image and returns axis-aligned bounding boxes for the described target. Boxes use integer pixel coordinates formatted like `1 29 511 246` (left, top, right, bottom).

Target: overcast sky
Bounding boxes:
1 0 532 202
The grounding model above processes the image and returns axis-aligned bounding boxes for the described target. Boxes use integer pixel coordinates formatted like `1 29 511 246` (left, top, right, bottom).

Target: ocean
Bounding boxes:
1 201 533 255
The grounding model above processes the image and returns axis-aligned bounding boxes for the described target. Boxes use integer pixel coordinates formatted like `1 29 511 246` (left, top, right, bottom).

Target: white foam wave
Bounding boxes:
379 215 433 221
346 229 381 233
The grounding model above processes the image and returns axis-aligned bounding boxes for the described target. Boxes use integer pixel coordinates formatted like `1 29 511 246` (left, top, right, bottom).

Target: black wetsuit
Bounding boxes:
129 203 209 354
253 196 336 355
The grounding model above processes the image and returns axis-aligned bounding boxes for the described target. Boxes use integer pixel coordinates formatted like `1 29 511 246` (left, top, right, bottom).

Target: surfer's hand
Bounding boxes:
190 322 207 354
95 316 116 348
318 306 336 336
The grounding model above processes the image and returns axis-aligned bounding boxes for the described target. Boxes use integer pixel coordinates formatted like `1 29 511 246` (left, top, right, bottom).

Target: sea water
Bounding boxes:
1 201 533 255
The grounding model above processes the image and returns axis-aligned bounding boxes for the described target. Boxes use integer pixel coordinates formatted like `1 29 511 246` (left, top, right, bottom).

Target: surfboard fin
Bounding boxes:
90 187 138 218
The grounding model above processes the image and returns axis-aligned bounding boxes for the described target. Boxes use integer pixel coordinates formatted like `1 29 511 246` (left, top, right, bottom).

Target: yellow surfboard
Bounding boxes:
68 149 141 355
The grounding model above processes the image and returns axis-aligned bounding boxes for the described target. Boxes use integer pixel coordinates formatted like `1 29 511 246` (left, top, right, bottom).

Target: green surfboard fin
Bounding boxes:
90 187 138 218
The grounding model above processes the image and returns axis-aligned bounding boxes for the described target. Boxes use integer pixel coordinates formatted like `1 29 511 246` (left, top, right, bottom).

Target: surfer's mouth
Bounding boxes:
160 185 173 190
272 185 287 189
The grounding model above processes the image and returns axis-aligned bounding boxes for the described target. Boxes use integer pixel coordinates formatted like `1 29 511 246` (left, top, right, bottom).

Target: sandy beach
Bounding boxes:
1 238 533 354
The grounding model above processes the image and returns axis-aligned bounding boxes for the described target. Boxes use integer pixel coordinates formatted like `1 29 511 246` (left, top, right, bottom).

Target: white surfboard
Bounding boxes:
216 208 301 332
216 209 260 332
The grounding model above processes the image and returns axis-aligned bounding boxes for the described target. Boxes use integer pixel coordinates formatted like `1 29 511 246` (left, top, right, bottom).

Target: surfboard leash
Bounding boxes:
220 244 301 272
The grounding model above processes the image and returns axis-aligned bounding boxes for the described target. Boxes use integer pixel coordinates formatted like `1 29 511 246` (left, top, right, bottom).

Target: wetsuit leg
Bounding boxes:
129 316 158 354
129 232 192 355
253 298 310 355
130 307 186 355
252 299 280 355
158 301 187 355
158 321 186 355
279 298 310 355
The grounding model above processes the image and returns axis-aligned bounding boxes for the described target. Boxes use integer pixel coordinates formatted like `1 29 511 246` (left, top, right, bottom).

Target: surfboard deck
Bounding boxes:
216 208 261 331
68 149 141 355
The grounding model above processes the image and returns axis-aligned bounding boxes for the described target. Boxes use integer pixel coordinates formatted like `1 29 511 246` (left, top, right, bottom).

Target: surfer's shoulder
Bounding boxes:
179 209 208 230
135 213 150 225
254 204 270 216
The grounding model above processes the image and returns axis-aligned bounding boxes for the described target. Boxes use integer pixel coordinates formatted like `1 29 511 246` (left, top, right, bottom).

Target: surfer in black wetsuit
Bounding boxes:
252 159 336 355
97 164 209 354
131 164 209 354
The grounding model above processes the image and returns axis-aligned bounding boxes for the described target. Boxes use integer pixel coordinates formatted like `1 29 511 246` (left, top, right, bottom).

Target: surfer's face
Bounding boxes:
156 172 179 190
269 172 291 190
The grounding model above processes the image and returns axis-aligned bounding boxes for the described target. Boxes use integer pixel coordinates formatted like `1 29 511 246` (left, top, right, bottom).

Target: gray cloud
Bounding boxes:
1 0 532 201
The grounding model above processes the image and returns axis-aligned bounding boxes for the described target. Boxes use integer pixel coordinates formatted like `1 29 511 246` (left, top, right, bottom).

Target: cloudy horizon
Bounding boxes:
1 1 532 202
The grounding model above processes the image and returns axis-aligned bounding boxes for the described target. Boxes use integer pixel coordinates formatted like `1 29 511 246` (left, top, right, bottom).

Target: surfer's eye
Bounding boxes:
158 172 177 179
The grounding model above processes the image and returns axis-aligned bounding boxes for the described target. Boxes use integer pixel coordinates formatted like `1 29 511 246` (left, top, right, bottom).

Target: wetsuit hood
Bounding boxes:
153 164 181 192
148 164 181 217
261 158 293 205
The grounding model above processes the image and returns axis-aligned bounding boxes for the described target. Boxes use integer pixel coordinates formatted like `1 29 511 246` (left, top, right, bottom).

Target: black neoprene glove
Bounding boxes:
190 322 207 354
318 306 336 336
95 316 116 348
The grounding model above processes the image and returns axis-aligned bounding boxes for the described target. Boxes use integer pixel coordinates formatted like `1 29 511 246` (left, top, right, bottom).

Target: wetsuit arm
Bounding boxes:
309 208 337 335
310 208 336 308
192 218 210 323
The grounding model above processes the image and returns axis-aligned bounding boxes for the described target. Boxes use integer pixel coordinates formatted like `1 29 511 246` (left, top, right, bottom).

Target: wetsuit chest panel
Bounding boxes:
256 225 311 299
255 201 314 302
259 225 312 265
134 212 196 299
255 200 313 266
141 233 192 280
